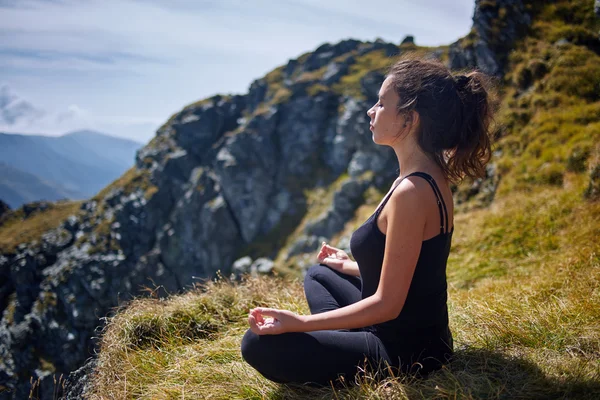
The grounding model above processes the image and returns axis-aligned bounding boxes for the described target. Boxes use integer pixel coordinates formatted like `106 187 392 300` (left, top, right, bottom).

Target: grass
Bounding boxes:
85 174 600 399
0 200 83 254
93 167 157 204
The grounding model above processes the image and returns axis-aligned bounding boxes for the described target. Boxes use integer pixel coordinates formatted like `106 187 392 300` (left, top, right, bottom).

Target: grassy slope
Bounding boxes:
61 0 600 398
86 176 600 399
0 201 83 254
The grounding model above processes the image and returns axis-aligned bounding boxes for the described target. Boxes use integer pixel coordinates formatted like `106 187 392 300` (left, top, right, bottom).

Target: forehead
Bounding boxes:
379 76 395 98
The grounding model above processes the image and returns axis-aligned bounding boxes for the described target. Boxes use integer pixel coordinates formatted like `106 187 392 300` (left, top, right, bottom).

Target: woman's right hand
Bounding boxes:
317 242 350 272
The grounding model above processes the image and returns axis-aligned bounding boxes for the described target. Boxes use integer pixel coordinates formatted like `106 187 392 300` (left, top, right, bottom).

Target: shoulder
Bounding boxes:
389 175 431 208
382 178 430 227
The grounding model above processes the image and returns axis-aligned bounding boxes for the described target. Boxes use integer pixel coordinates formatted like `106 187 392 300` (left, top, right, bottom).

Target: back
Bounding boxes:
349 172 454 360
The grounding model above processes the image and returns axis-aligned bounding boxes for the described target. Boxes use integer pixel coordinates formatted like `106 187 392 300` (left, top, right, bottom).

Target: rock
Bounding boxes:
158 169 243 284
214 113 279 243
22 201 51 219
554 38 569 46
60 357 97 399
585 164 600 200
276 92 337 177
0 200 10 221
304 178 370 238
0 255 12 313
258 189 292 235
302 39 361 72
401 35 415 45
323 98 369 175
162 149 200 184
288 235 329 258
247 78 268 113
283 59 298 80
231 256 253 276
250 258 274 275
322 56 356 86
170 95 246 162
357 40 400 58
360 71 385 104
447 0 531 76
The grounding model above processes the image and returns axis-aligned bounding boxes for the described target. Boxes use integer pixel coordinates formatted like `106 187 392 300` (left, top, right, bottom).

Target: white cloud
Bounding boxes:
0 84 44 126
0 85 159 141
55 104 88 124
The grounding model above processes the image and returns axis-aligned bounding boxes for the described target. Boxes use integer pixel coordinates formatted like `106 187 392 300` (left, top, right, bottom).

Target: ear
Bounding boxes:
404 110 416 127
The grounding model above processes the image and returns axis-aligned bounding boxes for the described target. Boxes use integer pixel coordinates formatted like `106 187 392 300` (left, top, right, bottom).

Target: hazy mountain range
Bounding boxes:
0 130 143 208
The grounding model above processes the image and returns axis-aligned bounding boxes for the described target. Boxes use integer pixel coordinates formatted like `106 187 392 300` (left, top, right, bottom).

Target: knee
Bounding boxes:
304 264 331 285
240 329 261 367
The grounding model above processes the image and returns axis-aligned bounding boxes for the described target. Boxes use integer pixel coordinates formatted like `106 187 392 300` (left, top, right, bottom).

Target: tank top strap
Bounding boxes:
406 172 449 234
374 179 403 218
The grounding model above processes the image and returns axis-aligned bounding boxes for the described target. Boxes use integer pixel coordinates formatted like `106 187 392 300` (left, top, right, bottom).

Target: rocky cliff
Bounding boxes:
0 1 535 398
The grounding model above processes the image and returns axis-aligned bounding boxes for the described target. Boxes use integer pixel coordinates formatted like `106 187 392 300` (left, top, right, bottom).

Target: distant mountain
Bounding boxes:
0 130 143 208
0 162 78 208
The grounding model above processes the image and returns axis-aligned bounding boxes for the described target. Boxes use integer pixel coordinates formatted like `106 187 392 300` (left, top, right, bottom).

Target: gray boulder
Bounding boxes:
448 0 531 75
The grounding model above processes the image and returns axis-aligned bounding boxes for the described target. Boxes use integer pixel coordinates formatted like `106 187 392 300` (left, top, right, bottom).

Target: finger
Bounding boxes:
317 249 326 261
255 308 281 320
257 318 279 335
250 308 267 324
254 307 276 315
248 314 260 335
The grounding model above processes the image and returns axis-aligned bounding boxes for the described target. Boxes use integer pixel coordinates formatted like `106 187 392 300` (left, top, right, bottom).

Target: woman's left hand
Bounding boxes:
248 307 305 335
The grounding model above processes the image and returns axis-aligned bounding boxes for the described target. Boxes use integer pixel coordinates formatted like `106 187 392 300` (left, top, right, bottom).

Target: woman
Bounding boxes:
240 54 493 386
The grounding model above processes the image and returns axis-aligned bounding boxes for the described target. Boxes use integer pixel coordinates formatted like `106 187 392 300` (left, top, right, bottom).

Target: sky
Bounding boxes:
0 0 475 144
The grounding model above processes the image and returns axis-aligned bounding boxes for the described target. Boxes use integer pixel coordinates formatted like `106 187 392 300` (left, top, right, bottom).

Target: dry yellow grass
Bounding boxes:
86 173 600 399
0 201 83 253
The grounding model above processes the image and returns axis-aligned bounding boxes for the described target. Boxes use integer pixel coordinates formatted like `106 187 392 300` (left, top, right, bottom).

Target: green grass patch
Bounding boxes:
0 201 83 253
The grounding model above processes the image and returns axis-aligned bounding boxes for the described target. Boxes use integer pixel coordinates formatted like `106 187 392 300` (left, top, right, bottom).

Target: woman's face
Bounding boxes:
366 76 407 145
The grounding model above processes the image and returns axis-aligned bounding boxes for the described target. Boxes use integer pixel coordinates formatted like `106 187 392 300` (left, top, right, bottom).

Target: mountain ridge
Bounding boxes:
0 130 143 208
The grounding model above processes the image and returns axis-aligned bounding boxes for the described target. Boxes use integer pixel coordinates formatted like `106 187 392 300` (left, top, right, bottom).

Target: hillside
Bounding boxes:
0 163 76 208
1 0 599 399
0 130 142 207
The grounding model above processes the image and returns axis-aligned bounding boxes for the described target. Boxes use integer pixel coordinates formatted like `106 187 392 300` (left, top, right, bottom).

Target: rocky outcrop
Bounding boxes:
448 0 531 76
0 200 9 221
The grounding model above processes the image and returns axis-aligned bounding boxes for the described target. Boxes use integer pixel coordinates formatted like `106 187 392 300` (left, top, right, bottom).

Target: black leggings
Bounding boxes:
240 264 395 386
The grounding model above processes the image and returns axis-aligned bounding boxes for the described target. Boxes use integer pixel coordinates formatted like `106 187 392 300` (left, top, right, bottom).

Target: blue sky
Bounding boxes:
0 0 475 143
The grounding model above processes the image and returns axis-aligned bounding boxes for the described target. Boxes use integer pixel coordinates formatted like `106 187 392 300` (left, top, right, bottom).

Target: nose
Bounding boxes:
366 106 374 118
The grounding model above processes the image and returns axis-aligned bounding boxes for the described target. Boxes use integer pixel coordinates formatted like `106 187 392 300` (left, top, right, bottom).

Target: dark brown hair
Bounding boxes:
387 53 494 183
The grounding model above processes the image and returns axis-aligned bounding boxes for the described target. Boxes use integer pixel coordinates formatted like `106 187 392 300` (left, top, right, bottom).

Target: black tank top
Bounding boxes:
349 172 454 358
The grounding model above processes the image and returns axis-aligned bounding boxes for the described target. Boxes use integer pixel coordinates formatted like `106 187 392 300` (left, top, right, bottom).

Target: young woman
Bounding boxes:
240 54 493 386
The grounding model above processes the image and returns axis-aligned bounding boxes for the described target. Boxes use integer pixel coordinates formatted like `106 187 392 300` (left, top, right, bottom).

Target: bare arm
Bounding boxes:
249 179 425 335
339 259 361 277
298 180 424 331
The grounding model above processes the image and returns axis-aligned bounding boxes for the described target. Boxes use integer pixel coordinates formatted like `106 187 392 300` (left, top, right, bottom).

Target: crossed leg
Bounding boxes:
241 264 393 386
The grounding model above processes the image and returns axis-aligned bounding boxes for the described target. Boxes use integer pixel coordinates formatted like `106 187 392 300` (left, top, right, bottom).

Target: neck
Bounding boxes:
391 137 434 179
